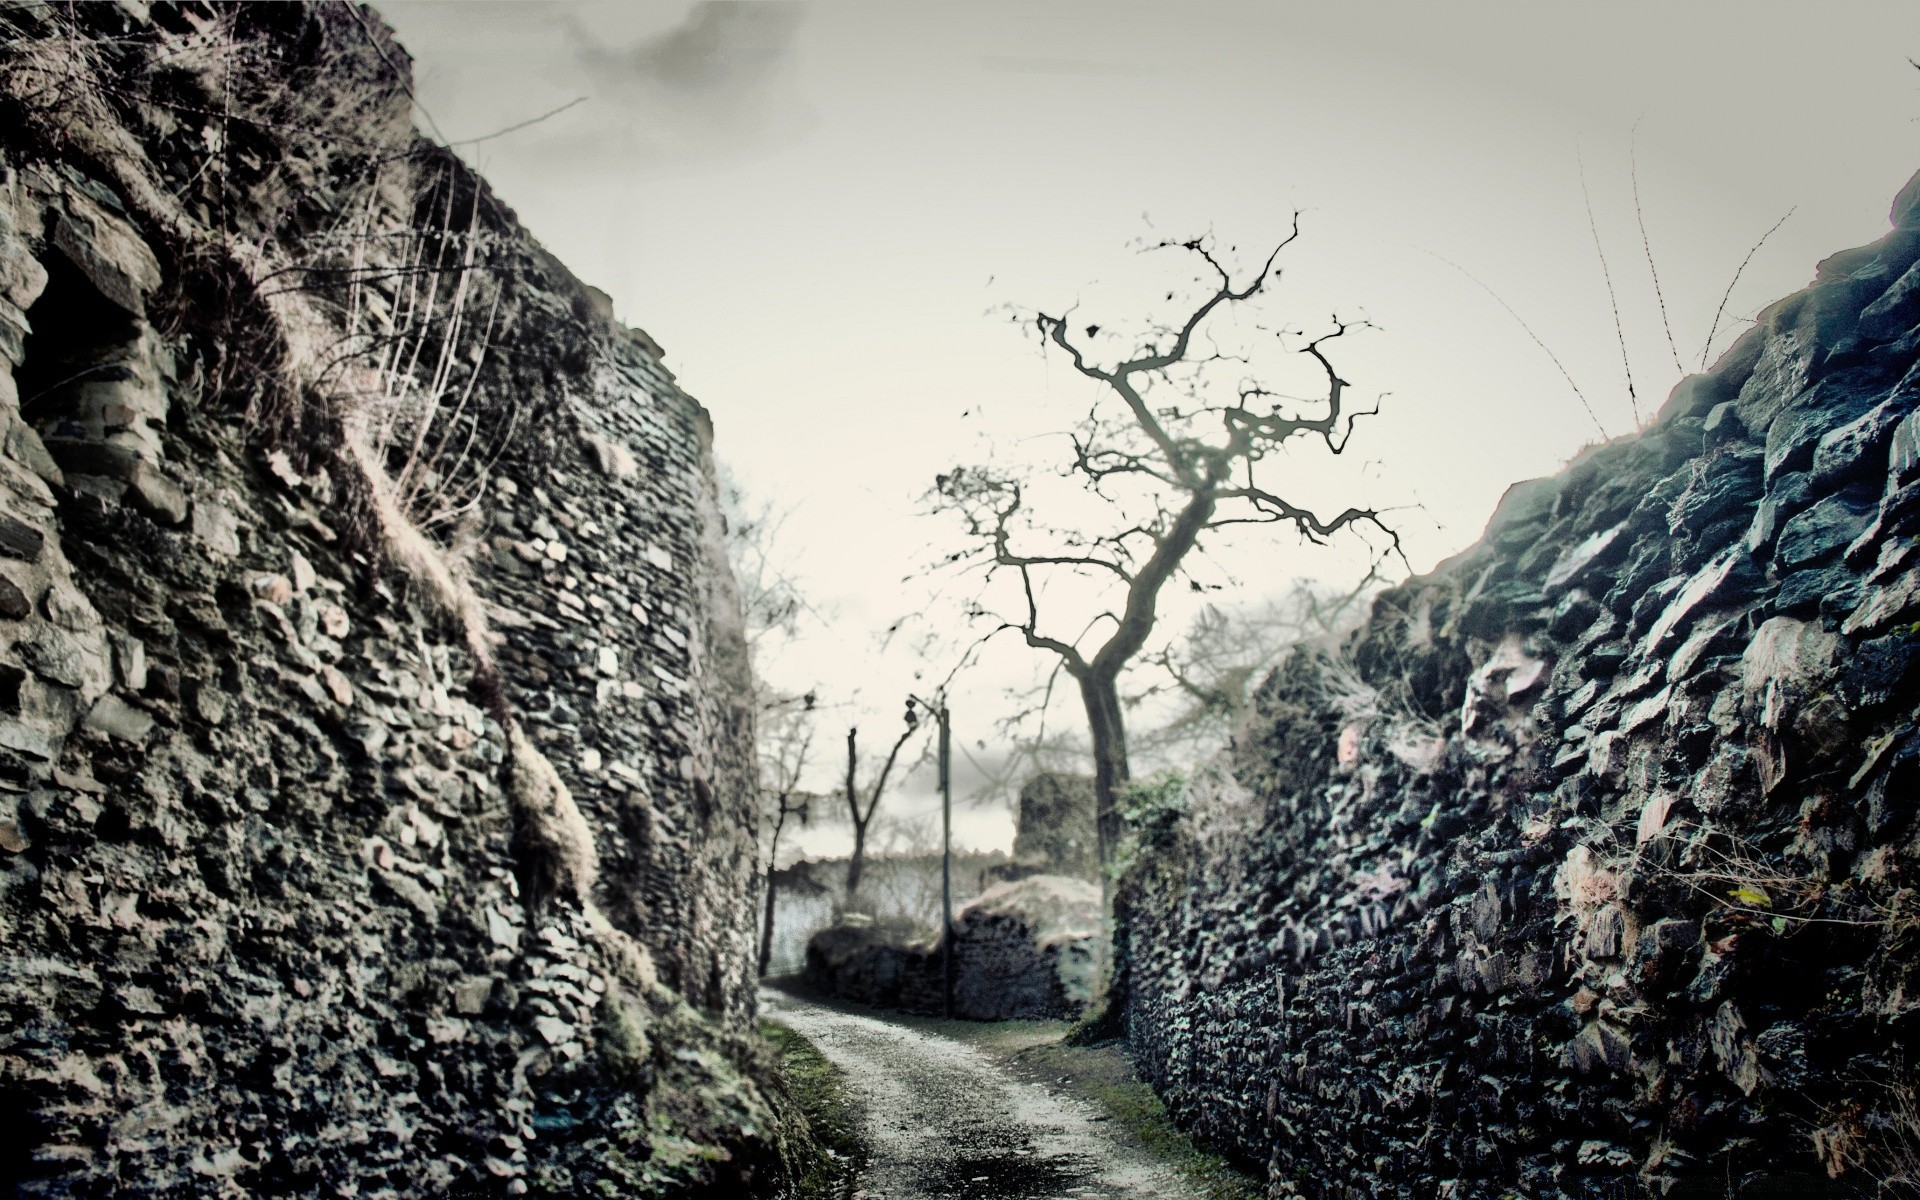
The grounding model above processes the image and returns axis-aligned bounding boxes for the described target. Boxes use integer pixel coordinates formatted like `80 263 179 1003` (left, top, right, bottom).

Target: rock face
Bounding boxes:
0 6 787 1199
1117 170 1920 1198
804 876 1102 1021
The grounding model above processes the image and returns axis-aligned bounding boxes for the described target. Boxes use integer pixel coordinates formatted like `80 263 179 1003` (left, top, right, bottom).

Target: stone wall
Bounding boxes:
1116 170 1920 1199
767 851 1010 977
0 5 786 1198
804 875 1102 1021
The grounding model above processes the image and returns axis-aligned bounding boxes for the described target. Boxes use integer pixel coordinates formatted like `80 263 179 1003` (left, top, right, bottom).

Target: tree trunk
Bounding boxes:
846 819 868 900
844 727 867 901
758 869 778 975
758 807 786 976
1079 668 1131 869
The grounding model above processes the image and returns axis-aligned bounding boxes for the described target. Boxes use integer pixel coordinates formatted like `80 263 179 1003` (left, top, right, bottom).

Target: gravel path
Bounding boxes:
759 988 1205 1200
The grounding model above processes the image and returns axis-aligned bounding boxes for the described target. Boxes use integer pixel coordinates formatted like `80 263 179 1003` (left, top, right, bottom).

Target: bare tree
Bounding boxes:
843 701 925 901
756 691 818 974
1130 574 1379 770
931 227 1400 866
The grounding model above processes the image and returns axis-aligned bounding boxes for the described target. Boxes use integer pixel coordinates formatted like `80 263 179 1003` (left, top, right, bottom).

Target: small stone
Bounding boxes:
188 680 227 727
1890 411 1920 487
4 420 62 487
53 765 104 794
579 747 602 773
452 976 495 1015
111 632 146 691
0 244 48 310
1635 793 1675 845
531 1014 574 1046
544 540 568 563
1569 1020 1630 1074
376 869 440 924
1811 395 1911 486
42 581 94 632
250 573 294 606
321 666 352 707
1546 523 1628 593
585 434 636 479
0 575 29 620
290 550 315 592
1639 551 1738 653
1775 566 1860 617
191 501 240 557
126 462 188 525
0 721 54 760
487 908 518 948
19 626 94 688
0 514 44 562
1776 494 1875 570
265 450 304 490
320 604 349 639
52 191 162 316
596 646 619 676
293 673 330 709
1702 400 1744 440
1669 618 1736 680
84 695 153 742
0 796 29 853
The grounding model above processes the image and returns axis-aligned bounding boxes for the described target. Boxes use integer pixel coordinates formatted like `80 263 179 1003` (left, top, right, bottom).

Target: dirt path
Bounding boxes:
759 988 1209 1200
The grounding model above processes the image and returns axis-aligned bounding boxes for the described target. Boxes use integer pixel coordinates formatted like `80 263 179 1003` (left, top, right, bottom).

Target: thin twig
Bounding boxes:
1699 208 1795 371
1631 135 1684 374
1582 153 1640 427
448 96 589 147
1413 247 1609 441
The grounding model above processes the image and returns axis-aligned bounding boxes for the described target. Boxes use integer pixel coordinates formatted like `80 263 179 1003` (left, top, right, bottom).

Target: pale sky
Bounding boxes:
378 0 1920 858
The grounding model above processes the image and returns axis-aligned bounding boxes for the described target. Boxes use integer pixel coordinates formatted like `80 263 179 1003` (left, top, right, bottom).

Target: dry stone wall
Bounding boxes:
0 5 785 1198
804 875 1103 1021
1117 170 1920 1199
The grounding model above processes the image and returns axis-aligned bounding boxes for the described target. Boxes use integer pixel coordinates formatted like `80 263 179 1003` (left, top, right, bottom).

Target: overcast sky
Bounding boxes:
378 0 1920 858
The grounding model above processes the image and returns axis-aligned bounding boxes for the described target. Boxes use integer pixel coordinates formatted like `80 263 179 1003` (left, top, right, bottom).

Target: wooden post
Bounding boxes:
940 703 954 1019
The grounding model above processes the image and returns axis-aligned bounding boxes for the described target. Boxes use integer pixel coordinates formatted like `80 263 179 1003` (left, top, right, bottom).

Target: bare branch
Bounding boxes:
1700 207 1794 371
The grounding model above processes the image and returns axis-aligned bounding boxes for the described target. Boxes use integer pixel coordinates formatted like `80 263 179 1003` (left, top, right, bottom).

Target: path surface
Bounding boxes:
760 988 1205 1200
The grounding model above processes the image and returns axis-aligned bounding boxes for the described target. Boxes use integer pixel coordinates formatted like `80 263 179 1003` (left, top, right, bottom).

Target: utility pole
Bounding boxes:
938 700 953 1019
909 690 956 1018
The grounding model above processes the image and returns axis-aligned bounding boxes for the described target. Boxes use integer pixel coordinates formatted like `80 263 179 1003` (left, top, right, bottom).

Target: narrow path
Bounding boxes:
759 988 1205 1200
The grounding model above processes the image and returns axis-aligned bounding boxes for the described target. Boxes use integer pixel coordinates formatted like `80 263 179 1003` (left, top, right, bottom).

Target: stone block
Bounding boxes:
84 694 152 742
1775 493 1874 570
52 192 160 317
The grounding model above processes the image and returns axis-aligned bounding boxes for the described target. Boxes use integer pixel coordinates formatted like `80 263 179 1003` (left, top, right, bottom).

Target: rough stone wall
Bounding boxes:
804 875 1102 1021
0 5 785 1198
1117 170 1920 1199
768 851 1010 976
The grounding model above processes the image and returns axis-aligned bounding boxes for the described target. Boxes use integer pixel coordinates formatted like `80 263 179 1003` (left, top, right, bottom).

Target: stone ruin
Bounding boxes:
1002 772 1099 881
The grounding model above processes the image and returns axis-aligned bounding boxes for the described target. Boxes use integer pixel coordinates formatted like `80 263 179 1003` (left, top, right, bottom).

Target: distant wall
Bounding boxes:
767 851 1008 976
1118 170 1920 1198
